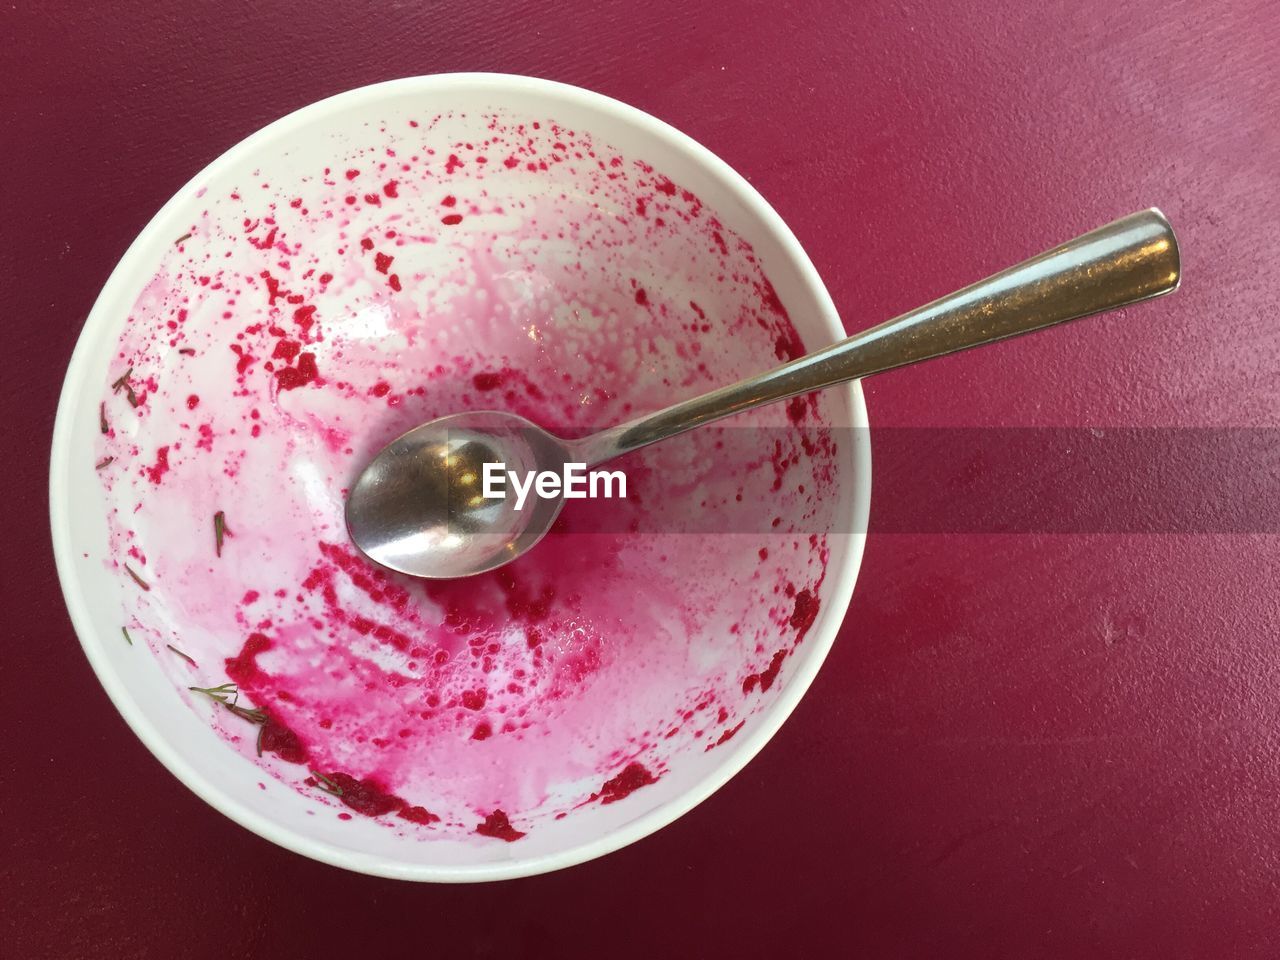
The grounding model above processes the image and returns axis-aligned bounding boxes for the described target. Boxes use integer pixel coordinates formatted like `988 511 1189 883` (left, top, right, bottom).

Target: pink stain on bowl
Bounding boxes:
93 108 839 842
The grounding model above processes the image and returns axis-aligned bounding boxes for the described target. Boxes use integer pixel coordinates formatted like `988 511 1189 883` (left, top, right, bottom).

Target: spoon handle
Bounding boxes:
572 208 1180 467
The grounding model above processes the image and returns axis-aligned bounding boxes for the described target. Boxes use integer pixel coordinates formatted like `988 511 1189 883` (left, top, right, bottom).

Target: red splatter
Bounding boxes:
304 543 417 651
276 352 318 391
242 590 260 604
441 195 456 207
297 351 319 381
471 721 492 741
258 717 307 764
774 330 804 362
272 339 301 361
225 627 441 825
636 197 647 216
370 381 391 397
345 168 360 180
495 568 556 623
186 394 200 410
743 649 787 694
655 176 677 196
399 805 440 825
634 288 648 306
475 809 525 842
790 589 820 644
461 689 487 711
706 721 746 751
441 213 463 225
229 344 254 376
472 371 504 391
360 237 374 251
144 445 171 484
248 226 278 250
293 304 317 336
382 180 399 198
226 632 272 685
320 772 401 817
388 274 401 292
760 278 790 318
595 762 657 804
445 153 464 174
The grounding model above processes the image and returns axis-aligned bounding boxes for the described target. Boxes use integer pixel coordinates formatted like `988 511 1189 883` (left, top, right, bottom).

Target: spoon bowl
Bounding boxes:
346 412 570 578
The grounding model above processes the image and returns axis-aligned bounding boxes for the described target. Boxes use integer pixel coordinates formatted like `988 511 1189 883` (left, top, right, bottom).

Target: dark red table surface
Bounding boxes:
4 1 1278 956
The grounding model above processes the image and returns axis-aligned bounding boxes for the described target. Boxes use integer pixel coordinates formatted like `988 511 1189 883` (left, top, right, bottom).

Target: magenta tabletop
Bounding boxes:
5 1 1279 956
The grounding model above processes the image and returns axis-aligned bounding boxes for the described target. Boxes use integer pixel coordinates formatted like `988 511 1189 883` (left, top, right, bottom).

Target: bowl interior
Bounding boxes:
51 75 869 880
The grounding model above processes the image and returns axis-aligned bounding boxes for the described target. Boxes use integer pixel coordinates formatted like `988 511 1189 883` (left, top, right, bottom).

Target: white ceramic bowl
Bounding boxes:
50 74 870 881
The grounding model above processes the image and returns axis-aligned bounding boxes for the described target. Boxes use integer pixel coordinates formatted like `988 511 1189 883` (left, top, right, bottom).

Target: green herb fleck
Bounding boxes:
310 770 344 797
189 683 267 724
178 347 196 356
226 702 268 723
175 232 193 246
121 626 133 646
166 643 197 667
124 563 150 591
112 367 139 407
189 682 238 699
95 456 114 471
99 401 109 434
214 510 230 557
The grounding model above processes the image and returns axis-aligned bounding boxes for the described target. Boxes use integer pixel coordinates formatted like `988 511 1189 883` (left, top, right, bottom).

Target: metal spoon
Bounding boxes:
346 208 1180 578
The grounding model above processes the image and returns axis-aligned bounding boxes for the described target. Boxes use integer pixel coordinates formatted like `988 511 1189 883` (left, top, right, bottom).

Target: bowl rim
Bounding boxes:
49 72 871 882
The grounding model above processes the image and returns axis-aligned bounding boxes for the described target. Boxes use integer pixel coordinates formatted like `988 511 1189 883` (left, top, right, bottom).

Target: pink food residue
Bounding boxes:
94 109 842 842
595 762 657 804
143 445 171 484
476 809 526 842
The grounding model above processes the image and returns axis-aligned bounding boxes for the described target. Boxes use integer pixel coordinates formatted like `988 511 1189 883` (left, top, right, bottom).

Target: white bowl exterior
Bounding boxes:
50 74 870 881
